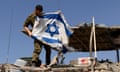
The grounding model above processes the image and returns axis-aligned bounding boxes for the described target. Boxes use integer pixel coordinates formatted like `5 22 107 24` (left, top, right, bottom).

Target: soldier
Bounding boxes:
23 5 51 67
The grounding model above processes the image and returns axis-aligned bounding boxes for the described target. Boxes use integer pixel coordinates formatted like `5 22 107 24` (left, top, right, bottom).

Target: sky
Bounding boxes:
0 0 120 64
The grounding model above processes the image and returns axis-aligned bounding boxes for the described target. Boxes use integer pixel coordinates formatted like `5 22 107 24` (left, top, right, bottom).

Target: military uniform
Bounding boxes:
24 13 51 65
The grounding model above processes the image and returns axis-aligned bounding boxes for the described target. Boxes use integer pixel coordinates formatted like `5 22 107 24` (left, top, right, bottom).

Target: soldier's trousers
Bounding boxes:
32 40 51 65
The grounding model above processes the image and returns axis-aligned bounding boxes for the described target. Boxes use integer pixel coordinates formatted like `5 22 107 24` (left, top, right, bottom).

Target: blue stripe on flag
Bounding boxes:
31 35 38 40
42 37 62 43
39 14 72 36
31 35 62 44
62 45 68 54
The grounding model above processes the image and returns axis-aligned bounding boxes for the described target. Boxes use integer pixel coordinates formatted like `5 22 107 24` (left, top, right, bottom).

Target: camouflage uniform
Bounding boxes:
24 13 51 65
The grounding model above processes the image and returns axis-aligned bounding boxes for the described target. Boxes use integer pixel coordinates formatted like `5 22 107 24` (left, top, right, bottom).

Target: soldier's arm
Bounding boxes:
23 15 32 36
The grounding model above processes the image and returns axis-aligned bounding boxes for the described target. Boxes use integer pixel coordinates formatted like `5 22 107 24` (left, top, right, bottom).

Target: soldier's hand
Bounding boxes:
28 32 32 37
58 10 62 14
24 27 32 37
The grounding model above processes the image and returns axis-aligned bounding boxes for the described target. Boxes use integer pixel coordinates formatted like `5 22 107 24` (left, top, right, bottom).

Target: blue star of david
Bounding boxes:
45 22 59 37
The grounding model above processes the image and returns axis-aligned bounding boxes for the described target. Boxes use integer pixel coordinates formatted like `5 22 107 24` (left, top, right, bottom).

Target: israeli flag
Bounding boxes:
32 11 73 48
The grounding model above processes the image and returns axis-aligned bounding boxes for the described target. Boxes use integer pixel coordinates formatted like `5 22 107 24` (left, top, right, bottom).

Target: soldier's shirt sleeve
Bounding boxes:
23 15 32 27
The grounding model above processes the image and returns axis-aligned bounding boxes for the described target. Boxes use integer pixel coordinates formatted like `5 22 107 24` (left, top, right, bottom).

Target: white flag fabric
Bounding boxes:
32 11 73 48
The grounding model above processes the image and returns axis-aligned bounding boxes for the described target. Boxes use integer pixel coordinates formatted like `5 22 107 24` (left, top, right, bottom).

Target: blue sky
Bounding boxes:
0 0 120 64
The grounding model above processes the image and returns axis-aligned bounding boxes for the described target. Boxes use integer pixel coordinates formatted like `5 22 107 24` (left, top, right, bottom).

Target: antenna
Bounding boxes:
6 7 13 64
89 16 97 72
92 16 97 58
